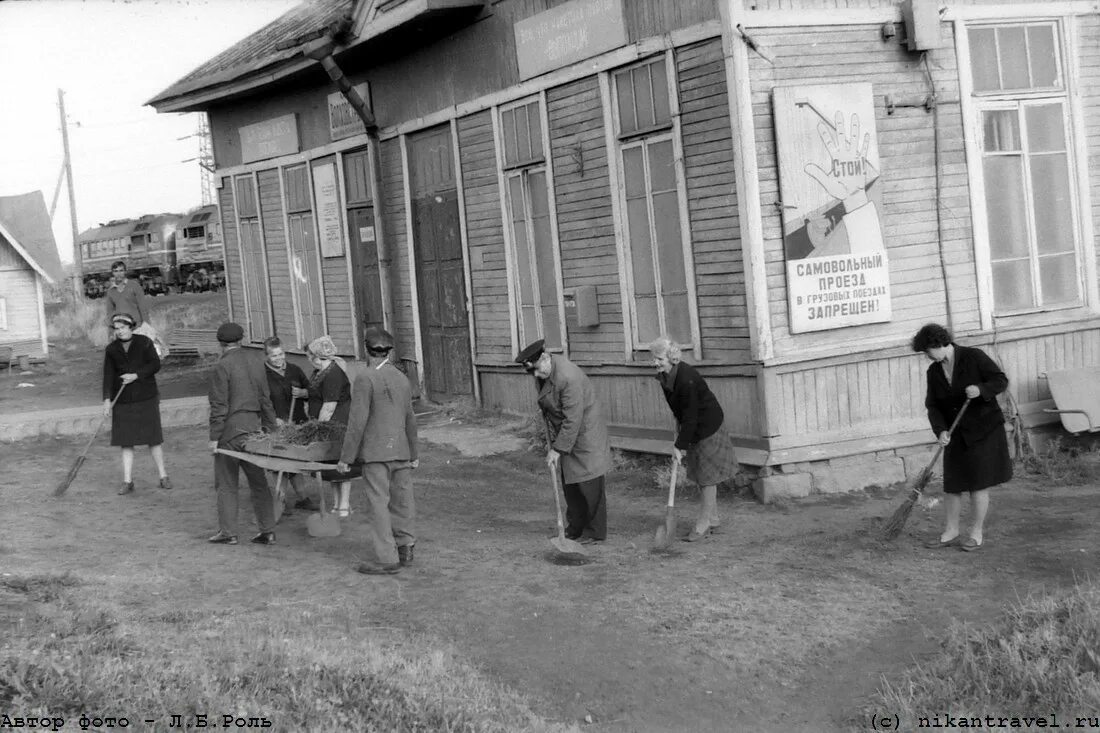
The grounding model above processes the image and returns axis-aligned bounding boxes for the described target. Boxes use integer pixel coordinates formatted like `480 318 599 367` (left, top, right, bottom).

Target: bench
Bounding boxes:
1042 367 1100 435
166 328 220 359
0 339 45 373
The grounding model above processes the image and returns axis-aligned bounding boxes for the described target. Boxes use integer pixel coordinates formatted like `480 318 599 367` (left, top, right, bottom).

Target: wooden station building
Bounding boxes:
149 0 1100 497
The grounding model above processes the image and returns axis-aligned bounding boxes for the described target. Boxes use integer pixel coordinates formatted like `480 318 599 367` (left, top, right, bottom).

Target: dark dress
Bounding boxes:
307 362 351 426
658 362 738 486
265 362 309 423
924 344 1013 493
103 333 163 447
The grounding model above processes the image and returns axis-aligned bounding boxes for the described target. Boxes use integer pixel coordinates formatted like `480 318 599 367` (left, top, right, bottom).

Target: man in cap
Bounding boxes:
207 322 278 546
336 326 419 575
517 339 611 542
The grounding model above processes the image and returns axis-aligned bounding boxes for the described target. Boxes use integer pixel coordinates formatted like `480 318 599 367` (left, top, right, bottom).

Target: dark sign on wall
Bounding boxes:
239 114 299 164
514 0 627 81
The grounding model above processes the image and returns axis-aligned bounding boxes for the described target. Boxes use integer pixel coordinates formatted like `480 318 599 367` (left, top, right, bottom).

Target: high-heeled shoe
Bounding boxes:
683 526 713 542
118 481 134 495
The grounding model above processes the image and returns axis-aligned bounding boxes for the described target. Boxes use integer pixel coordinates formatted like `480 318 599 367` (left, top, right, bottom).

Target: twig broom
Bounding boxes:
55 384 126 497
882 397 971 541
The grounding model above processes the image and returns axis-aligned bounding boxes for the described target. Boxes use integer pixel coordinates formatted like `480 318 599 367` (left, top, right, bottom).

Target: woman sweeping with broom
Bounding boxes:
912 323 1012 552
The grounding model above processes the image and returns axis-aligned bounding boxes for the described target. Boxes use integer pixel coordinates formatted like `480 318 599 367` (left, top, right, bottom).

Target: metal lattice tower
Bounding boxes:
198 114 216 206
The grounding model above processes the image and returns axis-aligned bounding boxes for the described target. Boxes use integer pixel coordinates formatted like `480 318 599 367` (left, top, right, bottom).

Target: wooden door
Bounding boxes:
347 206 383 336
407 125 472 399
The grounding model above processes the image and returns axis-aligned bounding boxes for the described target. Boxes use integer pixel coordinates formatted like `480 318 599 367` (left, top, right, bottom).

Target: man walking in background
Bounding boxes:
516 339 611 543
337 326 419 575
208 322 278 546
104 260 148 327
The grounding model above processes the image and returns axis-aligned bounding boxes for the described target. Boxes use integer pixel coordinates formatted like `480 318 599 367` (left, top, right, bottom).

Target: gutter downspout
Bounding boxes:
303 37 395 343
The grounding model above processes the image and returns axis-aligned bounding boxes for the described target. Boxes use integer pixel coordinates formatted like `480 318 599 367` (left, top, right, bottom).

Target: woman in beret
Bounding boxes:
306 335 355 516
103 312 170 494
649 336 739 542
912 323 1011 552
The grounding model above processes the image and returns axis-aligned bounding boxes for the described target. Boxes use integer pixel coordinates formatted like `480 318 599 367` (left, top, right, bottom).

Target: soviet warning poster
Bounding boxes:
773 83 892 333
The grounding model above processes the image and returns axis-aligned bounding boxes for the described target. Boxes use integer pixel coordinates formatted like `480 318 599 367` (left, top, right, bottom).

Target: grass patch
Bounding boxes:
854 582 1100 731
46 293 227 351
0 573 575 732
1020 437 1100 486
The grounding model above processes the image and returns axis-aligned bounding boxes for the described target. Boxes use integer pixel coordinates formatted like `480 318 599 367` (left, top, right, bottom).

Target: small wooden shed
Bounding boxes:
0 191 63 362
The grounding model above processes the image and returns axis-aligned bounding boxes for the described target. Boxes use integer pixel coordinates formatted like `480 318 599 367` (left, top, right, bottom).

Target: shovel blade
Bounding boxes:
653 524 671 550
551 535 587 557
306 512 341 538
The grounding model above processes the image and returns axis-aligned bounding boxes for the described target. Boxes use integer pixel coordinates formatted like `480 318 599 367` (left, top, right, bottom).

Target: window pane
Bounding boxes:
540 303 562 350
992 259 1034 311
1025 103 1066 153
1030 154 1074 255
615 68 637 134
635 295 659 344
651 59 670 126
983 110 1020 152
969 28 1001 92
997 26 1030 90
515 105 531 163
663 293 691 344
503 109 519 166
634 65 655 130
653 191 685 290
1027 25 1059 88
648 140 675 192
1039 253 1079 305
526 102 544 160
627 198 655 296
508 177 534 307
529 174 558 309
623 147 646 197
521 306 539 344
528 169 549 218
983 156 1029 259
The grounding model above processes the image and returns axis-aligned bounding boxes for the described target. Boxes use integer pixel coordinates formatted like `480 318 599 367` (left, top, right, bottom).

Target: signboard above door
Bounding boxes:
514 0 627 81
239 114 299 164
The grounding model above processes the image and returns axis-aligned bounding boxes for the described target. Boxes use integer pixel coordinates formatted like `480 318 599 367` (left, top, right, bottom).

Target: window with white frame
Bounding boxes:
968 21 1082 313
612 55 693 346
500 98 564 350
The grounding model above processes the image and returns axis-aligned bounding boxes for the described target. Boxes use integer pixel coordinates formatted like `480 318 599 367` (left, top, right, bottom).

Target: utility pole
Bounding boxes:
58 88 83 300
198 114 216 206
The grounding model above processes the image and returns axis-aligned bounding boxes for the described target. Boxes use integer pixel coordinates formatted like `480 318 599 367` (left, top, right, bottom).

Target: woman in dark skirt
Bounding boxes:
305 335 356 516
649 336 740 542
103 312 170 495
912 323 1012 552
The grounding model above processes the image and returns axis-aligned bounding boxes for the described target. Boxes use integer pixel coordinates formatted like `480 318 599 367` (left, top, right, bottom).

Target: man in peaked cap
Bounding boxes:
516 338 611 543
337 325 419 575
207 321 278 546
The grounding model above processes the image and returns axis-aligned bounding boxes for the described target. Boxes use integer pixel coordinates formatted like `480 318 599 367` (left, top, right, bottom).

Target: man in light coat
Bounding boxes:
337 326 418 575
207 322 277 546
516 339 611 542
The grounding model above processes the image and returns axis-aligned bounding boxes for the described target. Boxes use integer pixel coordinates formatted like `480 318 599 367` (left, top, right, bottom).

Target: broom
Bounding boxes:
55 383 127 497
881 397 971 540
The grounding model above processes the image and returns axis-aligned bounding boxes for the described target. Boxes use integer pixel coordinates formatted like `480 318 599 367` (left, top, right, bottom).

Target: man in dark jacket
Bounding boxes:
516 339 611 542
337 326 419 575
208 322 278 546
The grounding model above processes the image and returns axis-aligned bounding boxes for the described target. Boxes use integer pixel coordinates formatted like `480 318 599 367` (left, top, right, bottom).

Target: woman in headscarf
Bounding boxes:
103 312 170 494
649 336 739 541
305 335 356 516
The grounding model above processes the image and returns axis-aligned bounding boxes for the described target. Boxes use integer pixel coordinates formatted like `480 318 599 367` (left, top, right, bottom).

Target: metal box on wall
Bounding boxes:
901 0 941 51
563 285 599 328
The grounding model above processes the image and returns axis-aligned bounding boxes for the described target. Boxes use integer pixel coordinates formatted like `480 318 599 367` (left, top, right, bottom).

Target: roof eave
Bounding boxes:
0 219 56 284
148 57 317 114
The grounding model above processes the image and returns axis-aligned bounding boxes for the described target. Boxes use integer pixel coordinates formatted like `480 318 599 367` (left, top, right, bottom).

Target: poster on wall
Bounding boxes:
773 83 891 333
312 162 344 258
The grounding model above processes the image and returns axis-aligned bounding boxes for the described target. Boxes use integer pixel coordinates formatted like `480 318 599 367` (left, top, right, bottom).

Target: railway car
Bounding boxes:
79 212 197 297
175 204 225 293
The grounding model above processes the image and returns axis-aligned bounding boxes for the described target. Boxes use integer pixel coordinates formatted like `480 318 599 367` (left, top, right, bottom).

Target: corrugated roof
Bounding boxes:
0 191 64 284
148 0 353 107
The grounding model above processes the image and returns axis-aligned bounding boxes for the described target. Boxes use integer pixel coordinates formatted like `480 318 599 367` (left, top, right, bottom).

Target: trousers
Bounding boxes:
215 439 274 536
361 461 415 565
563 474 607 540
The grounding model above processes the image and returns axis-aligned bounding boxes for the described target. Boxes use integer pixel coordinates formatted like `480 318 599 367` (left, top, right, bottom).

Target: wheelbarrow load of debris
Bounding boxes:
243 420 346 462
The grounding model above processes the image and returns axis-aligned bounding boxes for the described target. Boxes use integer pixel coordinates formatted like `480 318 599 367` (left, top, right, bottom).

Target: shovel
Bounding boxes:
548 464 587 558
306 471 341 537
653 453 681 550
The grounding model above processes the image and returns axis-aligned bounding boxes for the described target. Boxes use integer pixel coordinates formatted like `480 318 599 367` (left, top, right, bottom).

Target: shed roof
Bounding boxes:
147 0 353 111
0 191 64 284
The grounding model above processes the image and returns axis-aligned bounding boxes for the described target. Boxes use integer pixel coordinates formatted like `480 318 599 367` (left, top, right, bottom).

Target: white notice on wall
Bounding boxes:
312 163 343 258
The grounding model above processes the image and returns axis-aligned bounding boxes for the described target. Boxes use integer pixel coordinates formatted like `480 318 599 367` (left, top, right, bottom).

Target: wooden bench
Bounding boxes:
166 328 220 359
1042 367 1100 435
0 339 45 373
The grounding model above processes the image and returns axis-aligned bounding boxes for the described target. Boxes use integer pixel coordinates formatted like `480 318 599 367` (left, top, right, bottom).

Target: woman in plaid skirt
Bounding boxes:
650 337 740 542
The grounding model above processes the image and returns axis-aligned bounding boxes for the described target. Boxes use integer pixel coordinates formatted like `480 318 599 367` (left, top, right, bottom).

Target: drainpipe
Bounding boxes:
303 37 395 340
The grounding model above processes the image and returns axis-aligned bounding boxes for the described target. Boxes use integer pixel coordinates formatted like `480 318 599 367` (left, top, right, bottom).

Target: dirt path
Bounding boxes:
3 422 1097 732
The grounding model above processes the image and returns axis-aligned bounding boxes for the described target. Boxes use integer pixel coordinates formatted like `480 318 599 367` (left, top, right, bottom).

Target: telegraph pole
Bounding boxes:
58 88 83 299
